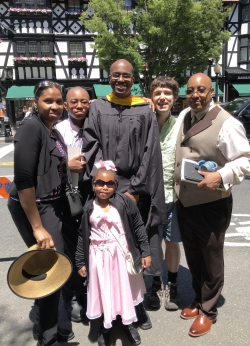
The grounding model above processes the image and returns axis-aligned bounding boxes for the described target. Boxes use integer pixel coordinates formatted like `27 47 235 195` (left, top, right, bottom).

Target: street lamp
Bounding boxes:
214 62 221 103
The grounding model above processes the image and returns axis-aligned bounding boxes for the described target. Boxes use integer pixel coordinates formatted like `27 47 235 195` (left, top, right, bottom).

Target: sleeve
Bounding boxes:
75 228 85 269
217 116 250 190
82 103 103 179
127 197 151 258
14 121 41 191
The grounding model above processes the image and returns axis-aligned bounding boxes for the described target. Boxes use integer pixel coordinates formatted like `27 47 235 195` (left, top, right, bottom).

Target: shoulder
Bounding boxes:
83 199 94 213
14 115 42 140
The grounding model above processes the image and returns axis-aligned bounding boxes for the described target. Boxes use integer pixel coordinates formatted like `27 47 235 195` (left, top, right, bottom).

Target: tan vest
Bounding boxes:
174 106 231 207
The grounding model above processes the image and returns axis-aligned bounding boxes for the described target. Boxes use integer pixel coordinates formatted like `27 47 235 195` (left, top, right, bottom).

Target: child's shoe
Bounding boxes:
123 324 141 345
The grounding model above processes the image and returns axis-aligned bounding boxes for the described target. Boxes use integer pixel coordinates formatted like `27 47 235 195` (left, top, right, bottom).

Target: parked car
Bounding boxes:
220 98 250 140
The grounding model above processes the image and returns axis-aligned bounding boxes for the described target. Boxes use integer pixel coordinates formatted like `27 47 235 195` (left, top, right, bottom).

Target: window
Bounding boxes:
70 42 82 57
37 0 46 9
242 5 250 22
13 0 22 6
25 0 34 9
123 0 132 11
41 41 50 56
17 41 25 56
68 0 80 12
240 37 250 61
29 41 38 56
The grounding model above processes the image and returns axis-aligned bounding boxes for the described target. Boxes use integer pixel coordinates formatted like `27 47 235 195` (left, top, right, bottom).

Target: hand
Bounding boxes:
141 256 151 268
124 192 139 204
33 227 54 249
197 171 222 190
142 97 155 112
68 154 86 173
78 266 87 277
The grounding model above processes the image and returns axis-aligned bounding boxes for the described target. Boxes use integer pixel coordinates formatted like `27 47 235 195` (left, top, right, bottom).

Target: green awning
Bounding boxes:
93 83 143 98
232 84 250 97
178 82 223 98
6 85 36 100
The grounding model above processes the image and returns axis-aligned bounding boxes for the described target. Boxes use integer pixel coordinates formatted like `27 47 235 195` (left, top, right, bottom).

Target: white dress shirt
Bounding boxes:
178 100 250 190
55 116 83 148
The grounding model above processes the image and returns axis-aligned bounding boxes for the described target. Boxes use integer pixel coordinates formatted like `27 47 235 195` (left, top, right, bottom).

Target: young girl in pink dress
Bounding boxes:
76 160 151 346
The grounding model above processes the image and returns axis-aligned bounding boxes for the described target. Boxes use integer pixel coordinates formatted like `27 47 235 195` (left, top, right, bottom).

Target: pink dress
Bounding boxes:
86 199 146 329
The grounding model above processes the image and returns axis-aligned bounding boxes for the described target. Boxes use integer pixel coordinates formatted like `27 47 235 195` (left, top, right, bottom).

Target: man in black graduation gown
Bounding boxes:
82 59 165 332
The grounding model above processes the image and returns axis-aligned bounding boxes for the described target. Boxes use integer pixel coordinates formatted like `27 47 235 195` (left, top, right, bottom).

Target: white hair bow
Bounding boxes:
94 160 117 171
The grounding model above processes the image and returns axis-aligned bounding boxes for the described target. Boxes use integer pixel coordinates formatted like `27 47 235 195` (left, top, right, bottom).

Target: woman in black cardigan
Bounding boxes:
7 81 72 346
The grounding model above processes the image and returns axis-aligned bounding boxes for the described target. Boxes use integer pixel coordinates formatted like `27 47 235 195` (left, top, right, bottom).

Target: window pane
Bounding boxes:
123 0 132 10
240 38 248 47
29 41 37 57
240 47 248 61
70 42 82 56
242 6 250 22
68 0 80 12
41 41 50 54
25 0 34 9
16 41 25 53
13 0 22 7
37 0 46 9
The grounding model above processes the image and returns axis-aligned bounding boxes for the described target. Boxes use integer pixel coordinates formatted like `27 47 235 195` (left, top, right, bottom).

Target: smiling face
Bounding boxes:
64 87 90 127
34 87 63 130
152 87 177 116
93 170 117 201
109 59 134 98
186 73 214 113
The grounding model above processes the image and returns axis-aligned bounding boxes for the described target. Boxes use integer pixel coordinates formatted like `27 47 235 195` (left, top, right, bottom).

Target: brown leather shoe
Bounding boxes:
180 302 199 319
189 314 216 337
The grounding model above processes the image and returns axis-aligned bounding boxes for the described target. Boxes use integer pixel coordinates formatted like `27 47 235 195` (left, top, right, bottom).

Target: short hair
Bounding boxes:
150 76 179 99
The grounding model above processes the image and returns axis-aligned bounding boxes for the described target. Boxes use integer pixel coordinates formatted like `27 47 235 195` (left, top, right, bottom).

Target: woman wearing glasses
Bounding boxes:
7 81 73 346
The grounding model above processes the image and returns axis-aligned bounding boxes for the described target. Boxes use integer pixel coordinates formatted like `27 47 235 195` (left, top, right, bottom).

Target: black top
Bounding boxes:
11 113 64 198
75 192 151 278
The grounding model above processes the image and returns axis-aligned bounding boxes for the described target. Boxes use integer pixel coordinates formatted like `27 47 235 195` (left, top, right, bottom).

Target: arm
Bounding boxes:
82 103 103 179
14 121 54 248
198 117 250 190
75 224 87 277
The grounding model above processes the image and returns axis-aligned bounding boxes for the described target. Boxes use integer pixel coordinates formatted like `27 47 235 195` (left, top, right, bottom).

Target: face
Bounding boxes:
186 74 214 113
152 87 177 115
109 60 134 98
34 87 63 129
93 170 117 200
64 88 89 126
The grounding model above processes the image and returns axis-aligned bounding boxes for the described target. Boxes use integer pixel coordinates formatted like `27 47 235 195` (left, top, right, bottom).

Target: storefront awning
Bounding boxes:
6 85 36 100
232 84 250 97
93 83 143 98
178 82 223 98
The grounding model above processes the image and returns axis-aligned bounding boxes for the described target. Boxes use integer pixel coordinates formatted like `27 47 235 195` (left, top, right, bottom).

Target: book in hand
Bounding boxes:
181 158 204 184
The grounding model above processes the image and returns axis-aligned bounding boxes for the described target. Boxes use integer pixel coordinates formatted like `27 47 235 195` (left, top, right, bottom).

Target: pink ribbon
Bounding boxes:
94 160 117 171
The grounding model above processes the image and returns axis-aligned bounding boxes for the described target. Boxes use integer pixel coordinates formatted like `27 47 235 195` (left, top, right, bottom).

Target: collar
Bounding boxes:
68 115 83 135
191 99 214 122
106 92 146 106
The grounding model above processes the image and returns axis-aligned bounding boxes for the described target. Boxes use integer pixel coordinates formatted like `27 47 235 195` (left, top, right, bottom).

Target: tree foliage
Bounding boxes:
81 0 230 95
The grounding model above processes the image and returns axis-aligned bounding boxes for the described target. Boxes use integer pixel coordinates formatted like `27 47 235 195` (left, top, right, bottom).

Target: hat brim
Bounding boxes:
7 248 72 299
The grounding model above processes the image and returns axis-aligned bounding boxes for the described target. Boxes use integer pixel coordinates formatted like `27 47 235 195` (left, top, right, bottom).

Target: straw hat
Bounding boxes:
7 245 72 299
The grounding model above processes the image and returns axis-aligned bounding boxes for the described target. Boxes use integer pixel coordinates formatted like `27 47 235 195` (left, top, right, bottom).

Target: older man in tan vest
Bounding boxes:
174 73 250 337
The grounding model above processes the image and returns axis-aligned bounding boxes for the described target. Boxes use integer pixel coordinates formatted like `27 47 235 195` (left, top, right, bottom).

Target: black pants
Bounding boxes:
177 196 233 320
8 197 64 345
61 202 86 309
137 195 162 276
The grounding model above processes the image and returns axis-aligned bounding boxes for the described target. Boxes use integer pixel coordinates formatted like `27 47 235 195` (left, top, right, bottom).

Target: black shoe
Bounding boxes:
36 341 60 346
146 280 163 308
164 282 180 311
97 329 110 346
123 324 141 345
33 321 75 341
135 303 152 330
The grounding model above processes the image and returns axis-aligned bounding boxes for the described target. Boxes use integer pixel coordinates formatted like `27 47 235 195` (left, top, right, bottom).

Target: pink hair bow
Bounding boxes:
94 160 117 171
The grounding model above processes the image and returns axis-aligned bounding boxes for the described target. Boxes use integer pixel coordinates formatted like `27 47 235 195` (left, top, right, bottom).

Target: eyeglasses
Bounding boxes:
186 87 211 96
69 99 89 106
110 72 133 80
93 179 117 188
34 81 61 96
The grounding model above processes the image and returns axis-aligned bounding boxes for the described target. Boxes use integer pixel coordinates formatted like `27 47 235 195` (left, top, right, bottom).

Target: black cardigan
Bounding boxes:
9 113 63 198
75 192 151 277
